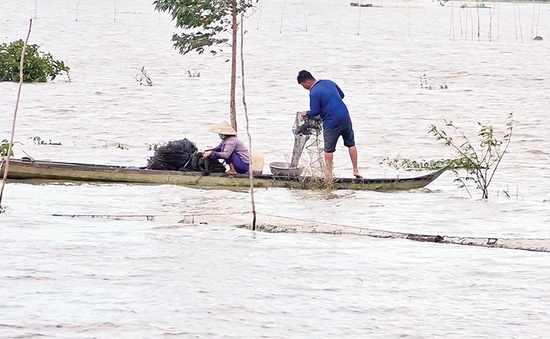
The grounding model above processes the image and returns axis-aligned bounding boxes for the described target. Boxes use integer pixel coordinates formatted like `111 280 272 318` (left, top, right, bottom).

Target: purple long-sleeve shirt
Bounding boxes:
209 136 250 163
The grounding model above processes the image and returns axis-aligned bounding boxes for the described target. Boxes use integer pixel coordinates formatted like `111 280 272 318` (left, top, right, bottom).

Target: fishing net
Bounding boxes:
291 112 324 174
146 138 226 173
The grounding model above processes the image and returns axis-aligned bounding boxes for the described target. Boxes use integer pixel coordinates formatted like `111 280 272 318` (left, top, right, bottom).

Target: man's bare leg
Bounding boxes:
324 151 334 180
228 163 237 174
348 145 360 177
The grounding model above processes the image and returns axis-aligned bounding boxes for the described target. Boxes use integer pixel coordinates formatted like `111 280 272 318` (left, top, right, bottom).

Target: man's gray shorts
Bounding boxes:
323 120 355 153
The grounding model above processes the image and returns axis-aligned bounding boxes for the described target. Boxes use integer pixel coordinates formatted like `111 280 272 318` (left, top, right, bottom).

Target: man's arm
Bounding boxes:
307 91 321 117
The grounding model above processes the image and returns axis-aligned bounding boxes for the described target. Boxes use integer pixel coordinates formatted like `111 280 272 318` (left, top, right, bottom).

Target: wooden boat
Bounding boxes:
1 158 447 191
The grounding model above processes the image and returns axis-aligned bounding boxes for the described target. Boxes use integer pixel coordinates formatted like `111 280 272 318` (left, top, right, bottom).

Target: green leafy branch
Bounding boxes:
153 0 257 56
429 113 513 199
1 139 13 157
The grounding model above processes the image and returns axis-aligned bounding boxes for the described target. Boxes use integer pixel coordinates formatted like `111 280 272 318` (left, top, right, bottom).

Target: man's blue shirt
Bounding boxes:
307 79 350 130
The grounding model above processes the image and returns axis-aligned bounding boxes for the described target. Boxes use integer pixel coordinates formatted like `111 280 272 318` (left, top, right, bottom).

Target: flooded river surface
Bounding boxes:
1 0 550 337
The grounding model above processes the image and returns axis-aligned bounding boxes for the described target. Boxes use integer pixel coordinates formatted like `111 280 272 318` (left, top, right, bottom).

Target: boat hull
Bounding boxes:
1 158 446 191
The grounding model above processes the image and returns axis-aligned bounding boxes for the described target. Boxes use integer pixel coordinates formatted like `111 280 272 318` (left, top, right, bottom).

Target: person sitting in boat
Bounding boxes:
202 121 250 174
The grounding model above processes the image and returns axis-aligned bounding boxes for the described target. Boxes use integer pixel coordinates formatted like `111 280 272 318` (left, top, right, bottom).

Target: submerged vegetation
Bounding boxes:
133 66 154 86
1 139 13 157
0 40 70 82
429 113 513 199
29 136 61 146
382 113 513 199
420 73 448 90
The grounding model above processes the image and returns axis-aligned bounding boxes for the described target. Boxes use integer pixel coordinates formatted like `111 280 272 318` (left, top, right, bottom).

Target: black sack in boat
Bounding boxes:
146 138 197 171
146 138 226 173
192 152 228 174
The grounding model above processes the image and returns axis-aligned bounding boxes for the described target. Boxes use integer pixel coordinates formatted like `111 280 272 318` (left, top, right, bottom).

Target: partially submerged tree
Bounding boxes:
0 40 70 82
382 113 513 199
153 0 257 131
429 113 513 199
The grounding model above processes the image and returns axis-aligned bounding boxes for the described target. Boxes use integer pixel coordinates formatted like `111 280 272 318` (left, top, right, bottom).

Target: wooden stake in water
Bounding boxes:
517 2 523 42
497 0 500 41
114 0 117 23
470 7 474 41
357 1 362 35
407 0 411 37
241 13 256 231
459 6 463 39
0 19 33 206
535 4 540 36
449 4 454 41
280 0 286 33
302 0 308 32
530 0 535 40
256 0 263 30
76 0 81 21
34 0 38 19
476 0 480 39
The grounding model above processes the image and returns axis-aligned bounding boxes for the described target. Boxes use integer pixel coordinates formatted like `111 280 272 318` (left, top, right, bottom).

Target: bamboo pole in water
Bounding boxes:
476 0 480 40
535 4 540 36
407 0 411 37
497 0 500 41
459 6 463 39
240 13 256 231
76 0 81 21
302 0 308 32
530 0 535 40
256 0 263 30
449 4 454 40
280 0 286 33
470 7 474 41
517 2 523 42
357 1 362 35
0 20 33 206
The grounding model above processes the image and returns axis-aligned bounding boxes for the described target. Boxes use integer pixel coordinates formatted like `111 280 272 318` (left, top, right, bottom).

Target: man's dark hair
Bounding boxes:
297 70 315 84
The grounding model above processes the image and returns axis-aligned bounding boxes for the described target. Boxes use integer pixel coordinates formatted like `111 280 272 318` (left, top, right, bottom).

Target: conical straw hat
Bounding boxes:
210 121 237 135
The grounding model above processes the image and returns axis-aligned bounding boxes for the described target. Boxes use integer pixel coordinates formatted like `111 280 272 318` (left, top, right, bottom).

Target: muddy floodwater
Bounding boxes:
1 0 550 338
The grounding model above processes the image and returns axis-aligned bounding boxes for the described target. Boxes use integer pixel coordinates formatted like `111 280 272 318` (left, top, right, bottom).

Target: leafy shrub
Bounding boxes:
0 40 70 82
0 139 13 157
381 113 513 199
429 113 513 199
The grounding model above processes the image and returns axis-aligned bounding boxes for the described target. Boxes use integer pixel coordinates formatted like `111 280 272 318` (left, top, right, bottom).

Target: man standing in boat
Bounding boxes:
297 70 361 179
202 121 250 174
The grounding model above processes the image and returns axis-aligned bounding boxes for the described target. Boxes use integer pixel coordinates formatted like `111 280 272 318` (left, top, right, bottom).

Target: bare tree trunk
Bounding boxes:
0 19 33 206
230 0 238 131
